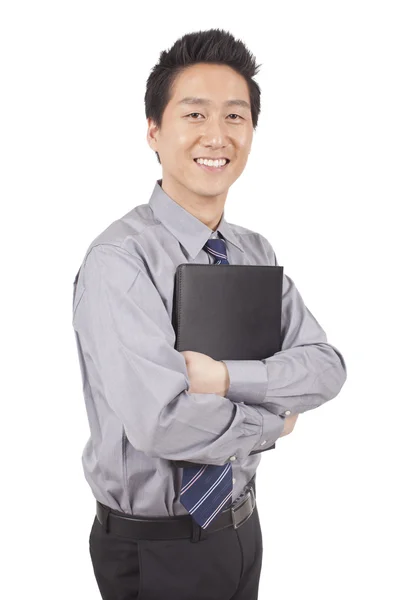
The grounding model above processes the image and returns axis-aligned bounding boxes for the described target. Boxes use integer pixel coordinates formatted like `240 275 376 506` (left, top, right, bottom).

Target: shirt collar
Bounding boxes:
148 179 244 260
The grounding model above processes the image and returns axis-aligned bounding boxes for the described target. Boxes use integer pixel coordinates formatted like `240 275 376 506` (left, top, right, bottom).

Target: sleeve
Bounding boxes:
221 245 347 418
74 244 285 466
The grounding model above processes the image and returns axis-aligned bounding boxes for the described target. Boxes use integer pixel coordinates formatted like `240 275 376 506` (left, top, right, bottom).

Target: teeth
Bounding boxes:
195 158 227 167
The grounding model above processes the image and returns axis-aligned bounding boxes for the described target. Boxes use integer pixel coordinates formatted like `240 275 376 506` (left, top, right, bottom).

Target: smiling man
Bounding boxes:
72 28 347 600
147 62 253 225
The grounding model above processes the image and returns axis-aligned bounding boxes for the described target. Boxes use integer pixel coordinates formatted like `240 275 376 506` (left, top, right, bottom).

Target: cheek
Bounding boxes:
235 128 252 150
160 129 193 164
175 130 192 146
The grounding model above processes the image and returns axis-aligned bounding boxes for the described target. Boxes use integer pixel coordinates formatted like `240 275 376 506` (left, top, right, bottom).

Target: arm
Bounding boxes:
179 350 298 457
221 244 347 418
74 244 285 466
221 359 299 443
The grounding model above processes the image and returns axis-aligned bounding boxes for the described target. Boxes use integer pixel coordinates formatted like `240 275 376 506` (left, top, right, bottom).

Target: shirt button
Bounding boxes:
260 440 266 446
232 478 236 484
229 455 236 461
284 410 291 416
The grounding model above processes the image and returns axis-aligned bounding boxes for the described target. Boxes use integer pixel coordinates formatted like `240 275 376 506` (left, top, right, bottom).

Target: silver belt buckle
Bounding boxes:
231 487 255 530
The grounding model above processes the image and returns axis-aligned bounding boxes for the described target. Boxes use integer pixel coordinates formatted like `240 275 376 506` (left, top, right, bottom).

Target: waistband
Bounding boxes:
95 475 256 543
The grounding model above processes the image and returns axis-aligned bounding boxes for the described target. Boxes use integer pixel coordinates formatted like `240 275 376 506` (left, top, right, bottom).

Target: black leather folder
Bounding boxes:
171 263 284 467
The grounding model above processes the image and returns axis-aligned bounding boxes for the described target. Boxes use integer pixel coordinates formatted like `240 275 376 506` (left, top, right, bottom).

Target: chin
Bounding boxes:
186 177 229 196
195 185 228 198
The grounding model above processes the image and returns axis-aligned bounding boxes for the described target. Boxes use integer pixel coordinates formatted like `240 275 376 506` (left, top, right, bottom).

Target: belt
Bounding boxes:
95 477 256 542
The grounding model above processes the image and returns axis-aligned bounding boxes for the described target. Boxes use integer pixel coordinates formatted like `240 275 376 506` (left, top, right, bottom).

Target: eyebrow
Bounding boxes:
177 96 251 111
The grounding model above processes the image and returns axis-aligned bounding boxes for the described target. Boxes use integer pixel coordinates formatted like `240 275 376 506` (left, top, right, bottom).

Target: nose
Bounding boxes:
200 118 229 150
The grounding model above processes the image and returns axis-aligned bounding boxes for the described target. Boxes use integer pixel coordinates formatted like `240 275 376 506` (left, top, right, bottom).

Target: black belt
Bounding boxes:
95 477 256 542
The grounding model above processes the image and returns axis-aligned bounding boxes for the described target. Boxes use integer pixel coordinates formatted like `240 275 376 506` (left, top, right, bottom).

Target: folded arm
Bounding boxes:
73 244 286 466
222 243 347 418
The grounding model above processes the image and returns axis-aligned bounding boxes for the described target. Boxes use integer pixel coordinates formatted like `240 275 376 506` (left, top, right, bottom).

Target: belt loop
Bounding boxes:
103 506 111 534
199 525 208 542
190 519 201 543
190 518 208 543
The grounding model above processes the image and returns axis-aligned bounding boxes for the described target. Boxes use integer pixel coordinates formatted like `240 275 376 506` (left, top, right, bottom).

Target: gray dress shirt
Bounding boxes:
71 178 347 516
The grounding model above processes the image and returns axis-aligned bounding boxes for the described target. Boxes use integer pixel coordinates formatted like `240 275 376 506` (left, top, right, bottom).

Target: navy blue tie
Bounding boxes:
179 236 233 529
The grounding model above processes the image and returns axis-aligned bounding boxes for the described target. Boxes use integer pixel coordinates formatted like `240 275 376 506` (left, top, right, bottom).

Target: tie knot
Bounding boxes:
203 237 229 264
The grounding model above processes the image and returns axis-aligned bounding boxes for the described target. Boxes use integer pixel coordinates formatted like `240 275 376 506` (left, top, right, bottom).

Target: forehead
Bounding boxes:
169 63 250 107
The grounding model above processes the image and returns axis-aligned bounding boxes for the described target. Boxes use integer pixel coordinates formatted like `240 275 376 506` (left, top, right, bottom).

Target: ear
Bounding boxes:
147 117 159 152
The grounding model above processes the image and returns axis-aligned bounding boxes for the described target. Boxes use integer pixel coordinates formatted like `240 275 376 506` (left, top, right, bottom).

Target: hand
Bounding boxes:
180 350 229 396
279 413 299 437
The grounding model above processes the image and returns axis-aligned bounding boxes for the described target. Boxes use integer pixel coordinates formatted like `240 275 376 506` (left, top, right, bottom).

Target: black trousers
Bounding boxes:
89 493 263 599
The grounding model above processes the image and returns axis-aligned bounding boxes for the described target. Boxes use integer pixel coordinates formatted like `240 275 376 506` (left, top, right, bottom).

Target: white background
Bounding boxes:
1 1 399 598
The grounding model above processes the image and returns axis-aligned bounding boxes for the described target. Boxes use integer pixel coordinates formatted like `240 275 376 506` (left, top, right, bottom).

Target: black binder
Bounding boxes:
171 263 284 466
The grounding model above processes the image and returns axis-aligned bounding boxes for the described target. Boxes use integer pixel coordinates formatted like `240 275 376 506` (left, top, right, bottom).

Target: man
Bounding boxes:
72 28 347 600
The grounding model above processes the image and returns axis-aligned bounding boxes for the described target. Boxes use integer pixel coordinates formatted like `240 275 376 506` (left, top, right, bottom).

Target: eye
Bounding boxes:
186 112 203 119
185 112 243 121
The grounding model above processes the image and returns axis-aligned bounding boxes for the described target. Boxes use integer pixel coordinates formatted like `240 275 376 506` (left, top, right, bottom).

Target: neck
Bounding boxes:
160 174 227 231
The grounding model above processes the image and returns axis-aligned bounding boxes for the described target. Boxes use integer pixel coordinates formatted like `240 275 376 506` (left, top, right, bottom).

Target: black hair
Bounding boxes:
144 28 262 164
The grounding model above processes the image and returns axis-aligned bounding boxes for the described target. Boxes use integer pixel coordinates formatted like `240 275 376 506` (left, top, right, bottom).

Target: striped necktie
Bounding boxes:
179 235 233 529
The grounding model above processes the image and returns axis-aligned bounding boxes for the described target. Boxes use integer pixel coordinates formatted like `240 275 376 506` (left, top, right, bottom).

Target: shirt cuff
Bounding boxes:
249 405 285 454
249 442 276 455
221 360 268 404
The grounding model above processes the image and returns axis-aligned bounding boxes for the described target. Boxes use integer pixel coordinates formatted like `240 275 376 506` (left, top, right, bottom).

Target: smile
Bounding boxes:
193 159 230 172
